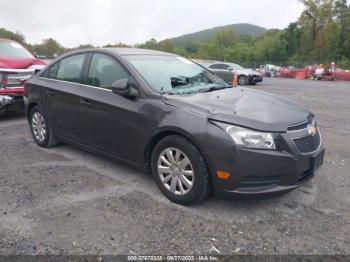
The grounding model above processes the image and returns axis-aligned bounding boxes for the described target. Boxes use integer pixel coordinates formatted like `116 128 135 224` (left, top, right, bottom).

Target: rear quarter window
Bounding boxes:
47 62 60 79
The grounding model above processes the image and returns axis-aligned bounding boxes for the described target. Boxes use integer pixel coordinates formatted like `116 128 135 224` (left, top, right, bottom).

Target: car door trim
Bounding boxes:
38 77 113 93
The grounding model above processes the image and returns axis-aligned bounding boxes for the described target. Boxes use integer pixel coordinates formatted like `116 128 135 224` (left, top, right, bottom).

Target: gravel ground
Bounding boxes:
0 78 349 256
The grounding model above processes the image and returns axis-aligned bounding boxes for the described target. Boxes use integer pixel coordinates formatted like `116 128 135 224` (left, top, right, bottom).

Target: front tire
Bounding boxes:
29 105 58 148
151 135 211 205
238 75 249 85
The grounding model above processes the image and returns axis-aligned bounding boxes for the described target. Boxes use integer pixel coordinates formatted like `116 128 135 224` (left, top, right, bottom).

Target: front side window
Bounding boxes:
47 62 59 79
125 55 229 95
49 54 85 83
87 53 129 89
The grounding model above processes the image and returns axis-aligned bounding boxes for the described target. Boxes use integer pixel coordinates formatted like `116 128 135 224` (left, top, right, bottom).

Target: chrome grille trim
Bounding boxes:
287 119 313 132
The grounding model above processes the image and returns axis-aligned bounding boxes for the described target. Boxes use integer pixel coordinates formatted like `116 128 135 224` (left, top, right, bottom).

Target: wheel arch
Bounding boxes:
144 128 210 175
26 102 40 120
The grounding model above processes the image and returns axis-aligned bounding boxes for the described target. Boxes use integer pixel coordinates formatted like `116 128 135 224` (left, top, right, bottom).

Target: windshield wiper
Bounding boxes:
160 91 174 95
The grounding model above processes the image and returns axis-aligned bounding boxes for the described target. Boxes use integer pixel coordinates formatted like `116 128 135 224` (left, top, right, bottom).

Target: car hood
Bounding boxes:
237 69 260 76
162 88 312 132
0 56 47 69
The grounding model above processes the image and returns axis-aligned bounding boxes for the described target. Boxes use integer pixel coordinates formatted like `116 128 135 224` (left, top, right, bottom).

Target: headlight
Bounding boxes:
214 121 278 149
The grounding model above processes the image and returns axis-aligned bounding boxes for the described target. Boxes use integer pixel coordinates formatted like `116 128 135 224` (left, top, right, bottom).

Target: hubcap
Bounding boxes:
239 76 247 85
31 112 47 142
157 148 194 196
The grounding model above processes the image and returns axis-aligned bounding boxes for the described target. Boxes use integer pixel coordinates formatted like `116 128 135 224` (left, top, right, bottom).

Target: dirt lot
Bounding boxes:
0 78 349 256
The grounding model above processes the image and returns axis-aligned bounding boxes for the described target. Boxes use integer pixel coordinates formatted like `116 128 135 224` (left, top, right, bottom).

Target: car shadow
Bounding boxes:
0 112 25 121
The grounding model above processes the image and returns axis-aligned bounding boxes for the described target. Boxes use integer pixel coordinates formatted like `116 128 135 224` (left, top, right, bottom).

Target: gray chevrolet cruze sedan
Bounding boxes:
24 48 325 205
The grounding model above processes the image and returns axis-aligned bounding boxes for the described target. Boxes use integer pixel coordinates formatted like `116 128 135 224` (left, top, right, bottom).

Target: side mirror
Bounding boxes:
111 78 139 98
227 66 234 71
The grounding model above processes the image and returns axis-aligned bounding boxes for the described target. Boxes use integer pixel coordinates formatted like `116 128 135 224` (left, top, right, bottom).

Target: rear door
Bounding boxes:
77 52 140 160
41 53 88 141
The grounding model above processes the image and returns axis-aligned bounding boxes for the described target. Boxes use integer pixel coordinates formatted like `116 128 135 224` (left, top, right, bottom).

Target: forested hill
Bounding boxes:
170 23 267 48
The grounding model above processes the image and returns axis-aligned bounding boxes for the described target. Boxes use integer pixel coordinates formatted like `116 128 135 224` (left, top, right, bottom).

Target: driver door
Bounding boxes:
77 52 140 161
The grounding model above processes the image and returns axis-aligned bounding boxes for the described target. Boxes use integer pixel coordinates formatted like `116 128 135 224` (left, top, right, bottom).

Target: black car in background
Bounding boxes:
24 48 324 205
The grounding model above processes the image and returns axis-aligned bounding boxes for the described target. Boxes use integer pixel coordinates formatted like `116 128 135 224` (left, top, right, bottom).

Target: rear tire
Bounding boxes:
151 135 211 205
29 105 58 148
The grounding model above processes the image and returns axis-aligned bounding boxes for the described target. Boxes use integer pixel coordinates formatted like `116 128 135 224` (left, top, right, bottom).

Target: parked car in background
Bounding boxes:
279 66 297 78
312 63 337 81
25 48 324 205
0 38 47 116
205 62 263 85
259 64 280 77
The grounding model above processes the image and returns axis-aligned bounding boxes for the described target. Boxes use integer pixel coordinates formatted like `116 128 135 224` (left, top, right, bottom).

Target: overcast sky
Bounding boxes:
1 0 306 47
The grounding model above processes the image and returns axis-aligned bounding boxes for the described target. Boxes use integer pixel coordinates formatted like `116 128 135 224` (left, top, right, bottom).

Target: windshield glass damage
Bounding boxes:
125 55 230 95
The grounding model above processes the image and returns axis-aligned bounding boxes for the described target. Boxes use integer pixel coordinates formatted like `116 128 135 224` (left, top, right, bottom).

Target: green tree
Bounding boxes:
104 42 130 48
225 43 254 65
281 23 302 57
33 38 65 58
136 38 175 53
0 28 25 43
253 30 288 64
157 39 175 52
314 21 340 61
297 0 338 61
239 34 255 45
334 0 350 60
136 38 158 50
184 42 199 54
214 28 239 48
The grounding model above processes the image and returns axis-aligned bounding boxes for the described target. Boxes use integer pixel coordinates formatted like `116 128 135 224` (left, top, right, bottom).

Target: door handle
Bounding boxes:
45 89 55 96
80 99 92 107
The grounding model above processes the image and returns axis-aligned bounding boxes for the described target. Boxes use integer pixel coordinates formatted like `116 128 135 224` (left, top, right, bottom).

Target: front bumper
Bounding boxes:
249 75 263 83
207 135 325 198
0 93 24 113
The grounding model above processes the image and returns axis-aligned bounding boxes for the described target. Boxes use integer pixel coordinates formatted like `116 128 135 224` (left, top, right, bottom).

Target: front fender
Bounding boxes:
138 98 237 179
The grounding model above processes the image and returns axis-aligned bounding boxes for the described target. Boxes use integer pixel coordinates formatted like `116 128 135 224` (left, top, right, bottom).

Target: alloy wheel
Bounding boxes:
157 148 194 196
239 75 248 85
31 112 47 142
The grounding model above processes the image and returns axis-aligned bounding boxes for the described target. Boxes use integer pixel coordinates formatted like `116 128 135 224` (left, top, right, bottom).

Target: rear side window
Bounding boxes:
87 53 129 89
47 54 85 83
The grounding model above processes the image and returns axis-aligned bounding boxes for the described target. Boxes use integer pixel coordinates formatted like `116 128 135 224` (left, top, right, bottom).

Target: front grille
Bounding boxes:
293 132 321 153
238 176 281 188
288 120 311 131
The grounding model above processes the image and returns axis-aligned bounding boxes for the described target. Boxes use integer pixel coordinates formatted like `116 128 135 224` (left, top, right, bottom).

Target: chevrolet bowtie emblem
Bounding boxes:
308 125 317 136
